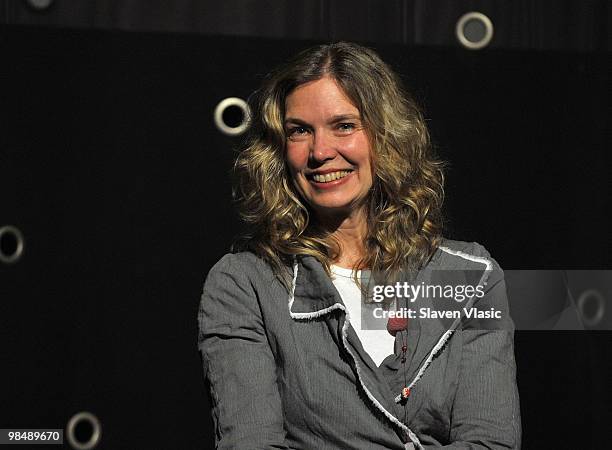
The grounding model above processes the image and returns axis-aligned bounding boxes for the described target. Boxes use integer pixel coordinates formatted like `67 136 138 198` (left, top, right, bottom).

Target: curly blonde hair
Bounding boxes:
231 41 445 291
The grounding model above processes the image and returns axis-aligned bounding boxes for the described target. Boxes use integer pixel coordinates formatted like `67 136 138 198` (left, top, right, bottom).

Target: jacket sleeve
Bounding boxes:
197 254 291 449
421 244 522 449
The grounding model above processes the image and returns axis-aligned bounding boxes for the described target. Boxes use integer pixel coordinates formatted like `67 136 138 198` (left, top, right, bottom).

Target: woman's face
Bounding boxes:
284 76 373 220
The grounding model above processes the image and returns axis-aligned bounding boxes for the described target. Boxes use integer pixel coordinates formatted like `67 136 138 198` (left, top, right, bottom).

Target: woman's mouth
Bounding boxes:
309 170 353 183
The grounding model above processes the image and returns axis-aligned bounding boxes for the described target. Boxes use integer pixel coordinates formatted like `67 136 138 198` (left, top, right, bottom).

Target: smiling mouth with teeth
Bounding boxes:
310 170 353 183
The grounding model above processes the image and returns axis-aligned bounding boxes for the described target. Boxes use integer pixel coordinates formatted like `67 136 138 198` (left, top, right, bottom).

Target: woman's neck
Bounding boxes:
316 208 368 269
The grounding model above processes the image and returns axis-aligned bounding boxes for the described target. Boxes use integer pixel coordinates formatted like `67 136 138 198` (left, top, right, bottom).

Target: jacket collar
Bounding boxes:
288 255 344 317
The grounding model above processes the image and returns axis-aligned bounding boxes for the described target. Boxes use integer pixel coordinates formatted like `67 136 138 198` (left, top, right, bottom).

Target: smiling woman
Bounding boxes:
230 42 445 278
198 42 521 449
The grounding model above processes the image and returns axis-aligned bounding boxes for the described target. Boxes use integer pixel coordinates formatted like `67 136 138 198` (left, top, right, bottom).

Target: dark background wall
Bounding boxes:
1 0 610 51
1 1 610 449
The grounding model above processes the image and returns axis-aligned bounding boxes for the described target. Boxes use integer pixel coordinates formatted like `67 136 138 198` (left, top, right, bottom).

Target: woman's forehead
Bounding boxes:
284 77 361 119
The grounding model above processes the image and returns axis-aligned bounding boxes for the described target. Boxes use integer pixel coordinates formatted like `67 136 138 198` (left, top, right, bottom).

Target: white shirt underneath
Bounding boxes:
330 265 396 367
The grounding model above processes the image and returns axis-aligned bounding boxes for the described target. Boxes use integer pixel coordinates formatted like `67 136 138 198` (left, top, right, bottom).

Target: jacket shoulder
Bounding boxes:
432 238 501 270
205 251 281 286
209 251 264 270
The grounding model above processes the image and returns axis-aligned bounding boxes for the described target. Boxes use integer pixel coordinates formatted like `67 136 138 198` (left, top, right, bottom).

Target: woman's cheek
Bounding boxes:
286 146 310 179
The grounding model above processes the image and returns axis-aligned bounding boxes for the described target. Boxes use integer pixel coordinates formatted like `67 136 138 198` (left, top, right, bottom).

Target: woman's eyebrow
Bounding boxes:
328 113 360 123
284 113 361 126
284 117 309 126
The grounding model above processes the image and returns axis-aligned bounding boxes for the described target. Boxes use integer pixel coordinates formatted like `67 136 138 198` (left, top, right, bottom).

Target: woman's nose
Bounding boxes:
310 131 337 162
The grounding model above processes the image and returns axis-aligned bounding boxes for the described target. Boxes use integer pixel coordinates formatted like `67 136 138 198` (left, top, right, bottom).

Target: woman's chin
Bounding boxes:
311 202 368 221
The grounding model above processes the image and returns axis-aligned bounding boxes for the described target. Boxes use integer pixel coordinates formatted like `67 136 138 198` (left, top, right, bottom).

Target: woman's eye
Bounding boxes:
288 126 308 136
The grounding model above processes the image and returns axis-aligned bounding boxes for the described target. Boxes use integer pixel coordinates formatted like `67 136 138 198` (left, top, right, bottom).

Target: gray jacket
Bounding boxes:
197 240 521 449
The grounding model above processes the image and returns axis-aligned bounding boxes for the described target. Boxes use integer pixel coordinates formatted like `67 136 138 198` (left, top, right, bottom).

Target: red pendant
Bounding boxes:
401 387 411 399
387 317 409 336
